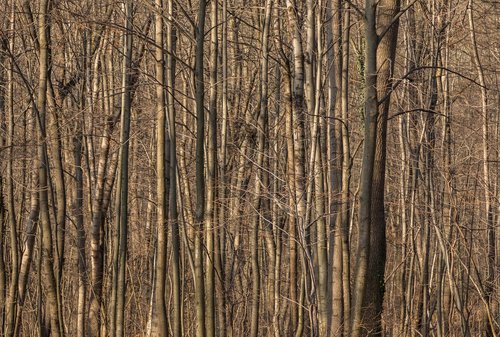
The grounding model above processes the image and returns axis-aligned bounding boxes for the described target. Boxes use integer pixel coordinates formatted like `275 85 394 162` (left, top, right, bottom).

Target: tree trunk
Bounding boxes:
36 0 63 335
73 122 87 337
166 0 182 334
468 2 496 335
5 4 19 334
206 0 218 334
152 0 169 335
194 0 207 334
363 0 401 336
350 1 378 336
109 2 133 336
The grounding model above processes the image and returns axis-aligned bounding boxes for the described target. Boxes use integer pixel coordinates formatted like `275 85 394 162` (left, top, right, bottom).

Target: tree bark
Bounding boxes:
206 0 218 334
166 0 182 334
73 121 87 337
350 1 378 336
36 0 64 335
468 2 496 335
363 0 401 336
152 0 169 335
194 0 207 334
109 2 133 336
5 4 19 334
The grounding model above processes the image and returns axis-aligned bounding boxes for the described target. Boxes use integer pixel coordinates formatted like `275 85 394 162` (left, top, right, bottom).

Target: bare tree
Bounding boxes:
194 0 207 334
36 0 64 335
468 1 496 335
109 2 133 336
152 0 169 335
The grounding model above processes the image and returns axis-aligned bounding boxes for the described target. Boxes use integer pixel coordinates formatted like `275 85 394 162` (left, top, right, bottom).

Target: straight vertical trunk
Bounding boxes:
364 1 400 335
194 0 207 334
5 4 19 334
250 1 273 335
89 45 118 337
0 176 4 337
36 0 63 335
110 2 133 336
350 1 377 336
166 0 182 334
340 4 352 336
217 0 229 333
285 1 310 334
468 2 496 335
73 125 87 337
206 1 218 334
0 32 5 337
152 1 168 335
14 118 40 337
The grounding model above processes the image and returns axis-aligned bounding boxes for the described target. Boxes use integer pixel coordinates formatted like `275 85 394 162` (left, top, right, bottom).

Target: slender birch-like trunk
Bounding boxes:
166 0 182 334
5 4 19 335
152 0 169 335
194 0 207 334
468 2 496 335
206 0 218 334
110 2 133 336
73 118 87 337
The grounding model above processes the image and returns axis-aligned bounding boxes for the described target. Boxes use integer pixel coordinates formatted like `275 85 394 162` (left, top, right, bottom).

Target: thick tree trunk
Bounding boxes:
351 1 378 336
36 0 64 335
363 0 401 336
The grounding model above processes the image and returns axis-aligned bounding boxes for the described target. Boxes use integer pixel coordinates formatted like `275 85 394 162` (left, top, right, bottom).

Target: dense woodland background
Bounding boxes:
0 0 498 336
